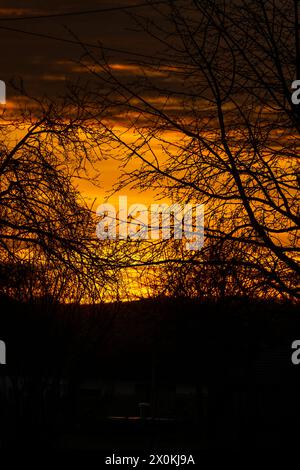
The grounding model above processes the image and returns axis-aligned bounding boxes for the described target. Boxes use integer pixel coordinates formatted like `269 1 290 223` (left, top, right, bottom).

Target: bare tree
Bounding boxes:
0 84 120 303
76 0 300 299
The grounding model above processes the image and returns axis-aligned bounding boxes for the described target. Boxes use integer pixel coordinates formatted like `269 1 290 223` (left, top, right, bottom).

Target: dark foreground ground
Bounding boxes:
0 295 299 450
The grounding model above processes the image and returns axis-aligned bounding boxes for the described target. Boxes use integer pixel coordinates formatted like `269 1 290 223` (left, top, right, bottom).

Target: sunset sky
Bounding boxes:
1 0 298 303
0 1 169 206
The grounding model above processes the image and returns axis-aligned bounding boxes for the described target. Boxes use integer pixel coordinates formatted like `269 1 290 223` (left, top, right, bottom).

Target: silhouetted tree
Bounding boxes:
0 85 119 302
78 0 300 299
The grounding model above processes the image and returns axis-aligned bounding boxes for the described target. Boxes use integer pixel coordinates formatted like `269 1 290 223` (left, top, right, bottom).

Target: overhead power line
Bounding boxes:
0 20 189 69
0 1 169 22
0 24 159 60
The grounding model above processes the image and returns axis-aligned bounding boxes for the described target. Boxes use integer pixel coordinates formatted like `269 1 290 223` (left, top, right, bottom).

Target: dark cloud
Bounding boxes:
0 0 162 100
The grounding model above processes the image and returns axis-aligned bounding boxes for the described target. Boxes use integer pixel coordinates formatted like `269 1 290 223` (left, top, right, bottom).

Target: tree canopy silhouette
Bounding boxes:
77 0 300 299
0 86 119 302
